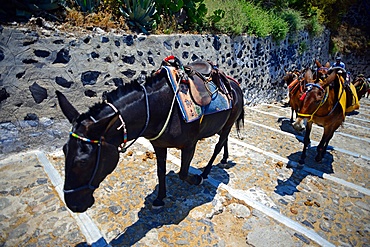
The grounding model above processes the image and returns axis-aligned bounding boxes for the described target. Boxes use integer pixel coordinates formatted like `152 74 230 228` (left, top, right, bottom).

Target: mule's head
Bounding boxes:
56 91 120 212
291 68 320 131
314 60 330 82
282 68 300 86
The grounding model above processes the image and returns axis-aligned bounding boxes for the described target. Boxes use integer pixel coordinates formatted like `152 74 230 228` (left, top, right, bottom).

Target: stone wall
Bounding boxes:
0 26 331 123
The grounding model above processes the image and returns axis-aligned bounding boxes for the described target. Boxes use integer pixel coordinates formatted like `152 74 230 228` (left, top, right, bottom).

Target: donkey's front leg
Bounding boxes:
152 146 167 208
179 145 203 185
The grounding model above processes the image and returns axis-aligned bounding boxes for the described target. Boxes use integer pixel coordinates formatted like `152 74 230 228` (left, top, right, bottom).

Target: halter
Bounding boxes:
297 83 328 122
317 67 328 73
63 133 102 193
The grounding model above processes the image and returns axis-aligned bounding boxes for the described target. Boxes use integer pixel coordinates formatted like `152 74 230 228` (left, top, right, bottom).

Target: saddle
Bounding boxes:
162 56 233 106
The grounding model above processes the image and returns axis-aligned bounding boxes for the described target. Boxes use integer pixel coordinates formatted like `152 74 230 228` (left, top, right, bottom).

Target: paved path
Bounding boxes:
1 97 369 246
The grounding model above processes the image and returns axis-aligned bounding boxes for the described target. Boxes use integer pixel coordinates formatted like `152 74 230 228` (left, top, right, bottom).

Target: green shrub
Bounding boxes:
154 0 208 32
270 14 289 42
281 8 305 34
306 7 324 36
298 41 308 54
243 3 272 37
205 0 248 35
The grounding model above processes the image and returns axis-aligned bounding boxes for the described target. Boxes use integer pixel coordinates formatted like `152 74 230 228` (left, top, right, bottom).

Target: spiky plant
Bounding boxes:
120 0 157 34
74 0 101 13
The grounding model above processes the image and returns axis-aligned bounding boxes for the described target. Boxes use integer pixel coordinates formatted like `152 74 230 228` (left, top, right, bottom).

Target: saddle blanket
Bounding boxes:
337 76 360 115
163 66 232 123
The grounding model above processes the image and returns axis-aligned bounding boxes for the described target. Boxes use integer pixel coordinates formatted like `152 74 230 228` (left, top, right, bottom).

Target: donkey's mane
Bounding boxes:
83 73 156 120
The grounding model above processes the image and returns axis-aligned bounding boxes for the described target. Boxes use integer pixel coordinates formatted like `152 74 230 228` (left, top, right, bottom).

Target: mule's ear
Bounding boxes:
56 91 80 123
321 70 336 88
325 61 330 68
304 68 313 81
315 60 322 68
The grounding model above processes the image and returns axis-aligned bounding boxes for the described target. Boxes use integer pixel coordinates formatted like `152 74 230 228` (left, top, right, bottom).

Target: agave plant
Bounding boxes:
120 0 157 34
74 0 101 13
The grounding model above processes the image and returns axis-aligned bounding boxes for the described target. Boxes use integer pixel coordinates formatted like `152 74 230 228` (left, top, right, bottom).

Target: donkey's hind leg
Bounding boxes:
220 139 229 164
201 129 231 179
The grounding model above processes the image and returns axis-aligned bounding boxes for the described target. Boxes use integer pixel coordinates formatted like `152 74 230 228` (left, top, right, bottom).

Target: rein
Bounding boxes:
354 78 365 91
298 74 345 121
148 68 182 141
297 83 328 122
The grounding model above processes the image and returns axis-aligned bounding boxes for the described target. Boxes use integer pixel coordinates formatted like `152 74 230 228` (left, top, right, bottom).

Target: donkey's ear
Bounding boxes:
56 91 80 123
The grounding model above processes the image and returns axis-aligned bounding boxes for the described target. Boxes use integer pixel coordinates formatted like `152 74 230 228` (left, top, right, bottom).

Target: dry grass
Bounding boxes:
61 9 129 33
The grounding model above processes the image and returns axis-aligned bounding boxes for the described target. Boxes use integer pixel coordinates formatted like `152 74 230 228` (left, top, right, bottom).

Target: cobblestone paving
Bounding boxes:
0 98 369 246
0 153 86 246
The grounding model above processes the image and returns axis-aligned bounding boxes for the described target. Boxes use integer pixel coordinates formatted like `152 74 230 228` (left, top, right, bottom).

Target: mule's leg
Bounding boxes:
299 121 312 164
178 145 203 185
290 108 294 123
152 146 167 208
315 126 337 162
201 129 231 179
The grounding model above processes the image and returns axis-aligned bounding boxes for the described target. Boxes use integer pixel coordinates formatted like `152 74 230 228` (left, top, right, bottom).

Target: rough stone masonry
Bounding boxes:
0 24 330 123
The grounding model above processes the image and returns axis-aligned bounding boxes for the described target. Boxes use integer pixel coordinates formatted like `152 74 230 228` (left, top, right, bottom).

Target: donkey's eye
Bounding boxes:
75 160 88 168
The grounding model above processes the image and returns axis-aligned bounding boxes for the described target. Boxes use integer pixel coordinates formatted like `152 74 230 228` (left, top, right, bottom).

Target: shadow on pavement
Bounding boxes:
74 160 232 246
274 148 334 196
109 169 229 246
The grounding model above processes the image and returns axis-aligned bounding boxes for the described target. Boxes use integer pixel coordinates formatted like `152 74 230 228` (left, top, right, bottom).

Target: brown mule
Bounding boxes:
282 68 312 123
352 74 369 100
293 67 348 164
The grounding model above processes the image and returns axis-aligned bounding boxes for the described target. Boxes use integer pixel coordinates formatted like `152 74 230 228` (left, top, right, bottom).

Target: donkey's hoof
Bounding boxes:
297 163 304 169
196 175 204 185
315 156 322 163
220 158 228 164
152 199 164 210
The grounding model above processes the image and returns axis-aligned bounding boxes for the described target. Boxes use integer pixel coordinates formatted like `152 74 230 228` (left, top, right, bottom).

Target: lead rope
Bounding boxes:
105 102 128 151
148 72 181 141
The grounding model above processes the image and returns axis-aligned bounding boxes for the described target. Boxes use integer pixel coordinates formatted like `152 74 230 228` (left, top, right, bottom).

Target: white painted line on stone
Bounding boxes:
136 138 335 247
29 150 109 247
227 137 370 197
138 131 370 197
253 105 370 133
261 102 370 128
244 119 370 162
354 112 370 118
346 116 370 124
344 121 370 129
219 185 336 247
